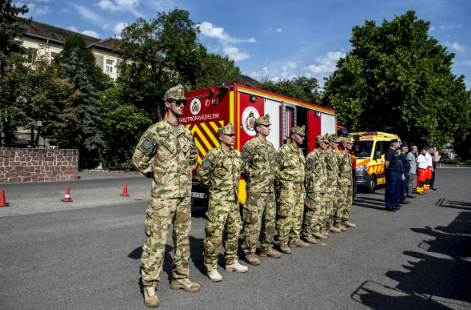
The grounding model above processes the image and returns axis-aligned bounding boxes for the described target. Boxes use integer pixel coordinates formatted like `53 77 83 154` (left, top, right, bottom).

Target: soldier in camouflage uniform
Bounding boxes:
132 85 199 308
196 123 248 282
337 138 357 229
275 125 309 254
321 134 342 235
241 115 282 266
302 135 329 243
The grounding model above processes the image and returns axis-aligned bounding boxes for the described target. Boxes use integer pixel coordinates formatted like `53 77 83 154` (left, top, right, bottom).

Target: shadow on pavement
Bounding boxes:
189 236 206 276
351 210 471 309
352 197 385 211
435 198 471 211
128 245 175 283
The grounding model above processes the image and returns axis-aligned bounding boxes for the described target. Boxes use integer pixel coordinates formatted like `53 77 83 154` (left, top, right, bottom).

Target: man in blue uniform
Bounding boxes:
398 143 411 205
384 139 405 211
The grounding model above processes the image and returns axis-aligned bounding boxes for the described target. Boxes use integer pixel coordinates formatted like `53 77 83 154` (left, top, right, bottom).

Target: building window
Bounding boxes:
27 48 38 63
106 59 114 73
50 52 58 63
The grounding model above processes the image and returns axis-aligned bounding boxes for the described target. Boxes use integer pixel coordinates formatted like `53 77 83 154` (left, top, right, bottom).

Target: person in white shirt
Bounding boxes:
424 149 433 192
416 149 427 195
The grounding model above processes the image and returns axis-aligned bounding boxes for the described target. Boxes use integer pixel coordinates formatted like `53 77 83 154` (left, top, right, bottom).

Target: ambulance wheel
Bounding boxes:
367 175 377 193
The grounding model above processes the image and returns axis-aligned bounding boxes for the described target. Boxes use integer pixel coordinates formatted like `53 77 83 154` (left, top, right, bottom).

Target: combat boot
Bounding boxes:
289 239 310 248
339 224 347 232
260 248 282 258
225 262 249 273
330 226 342 233
334 223 345 232
322 229 330 237
342 221 357 228
279 244 292 254
170 278 200 292
313 232 327 240
207 269 223 282
244 254 261 266
303 235 318 244
143 286 159 307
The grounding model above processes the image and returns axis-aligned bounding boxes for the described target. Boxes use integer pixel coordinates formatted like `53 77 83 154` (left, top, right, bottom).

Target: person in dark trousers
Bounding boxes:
384 139 405 211
430 146 438 191
398 144 411 205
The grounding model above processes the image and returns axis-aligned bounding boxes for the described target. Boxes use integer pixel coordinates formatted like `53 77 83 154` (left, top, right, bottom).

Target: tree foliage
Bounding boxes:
0 54 77 146
0 0 30 74
259 77 322 104
323 11 471 149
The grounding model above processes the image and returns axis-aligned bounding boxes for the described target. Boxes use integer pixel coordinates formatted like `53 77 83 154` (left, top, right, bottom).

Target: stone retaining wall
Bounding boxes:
0 148 78 183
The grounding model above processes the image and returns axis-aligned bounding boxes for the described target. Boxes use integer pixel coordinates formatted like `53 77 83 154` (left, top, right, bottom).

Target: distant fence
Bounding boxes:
0 148 78 184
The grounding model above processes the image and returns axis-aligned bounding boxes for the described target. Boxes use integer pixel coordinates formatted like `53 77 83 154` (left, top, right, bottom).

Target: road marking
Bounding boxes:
321 243 327 246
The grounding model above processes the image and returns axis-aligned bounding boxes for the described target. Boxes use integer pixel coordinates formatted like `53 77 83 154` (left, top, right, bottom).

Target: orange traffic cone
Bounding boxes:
121 183 130 197
457 164 460 168
61 186 73 202
0 189 9 207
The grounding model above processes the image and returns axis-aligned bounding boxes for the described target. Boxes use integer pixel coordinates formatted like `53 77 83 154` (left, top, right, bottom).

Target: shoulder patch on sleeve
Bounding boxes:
202 160 211 169
142 140 154 150
306 162 312 169
242 151 249 158
276 154 283 162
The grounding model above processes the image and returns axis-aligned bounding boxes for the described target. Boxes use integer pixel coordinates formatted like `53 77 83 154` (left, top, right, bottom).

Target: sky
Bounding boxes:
17 0 471 89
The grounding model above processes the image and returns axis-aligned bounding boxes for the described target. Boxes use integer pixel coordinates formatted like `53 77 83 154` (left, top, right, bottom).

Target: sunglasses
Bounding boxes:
169 100 187 106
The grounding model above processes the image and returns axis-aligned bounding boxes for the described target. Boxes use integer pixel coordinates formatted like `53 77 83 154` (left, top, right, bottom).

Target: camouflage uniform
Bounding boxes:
321 134 339 229
337 138 353 222
302 135 327 238
196 123 243 272
132 85 198 289
275 126 306 245
241 115 277 255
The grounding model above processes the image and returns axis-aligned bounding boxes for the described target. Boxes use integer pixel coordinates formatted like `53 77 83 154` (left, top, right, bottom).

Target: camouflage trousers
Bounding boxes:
302 193 326 237
141 197 191 288
242 191 276 254
333 186 347 224
323 186 337 227
276 184 304 244
203 197 242 271
340 186 353 221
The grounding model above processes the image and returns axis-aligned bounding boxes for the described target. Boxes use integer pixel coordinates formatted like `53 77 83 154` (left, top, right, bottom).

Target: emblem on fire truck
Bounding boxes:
190 98 201 115
242 107 260 136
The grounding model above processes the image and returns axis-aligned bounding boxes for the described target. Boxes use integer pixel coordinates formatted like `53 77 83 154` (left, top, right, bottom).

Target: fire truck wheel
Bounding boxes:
367 175 377 193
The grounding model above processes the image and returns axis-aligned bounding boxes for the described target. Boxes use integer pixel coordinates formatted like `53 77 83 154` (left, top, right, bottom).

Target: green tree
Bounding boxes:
114 9 200 121
259 77 322 104
0 0 30 75
55 34 113 91
0 54 77 146
62 48 104 164
323 11 471 148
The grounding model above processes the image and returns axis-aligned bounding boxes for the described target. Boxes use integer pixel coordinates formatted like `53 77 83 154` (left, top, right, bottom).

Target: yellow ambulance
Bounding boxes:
350 132 401 193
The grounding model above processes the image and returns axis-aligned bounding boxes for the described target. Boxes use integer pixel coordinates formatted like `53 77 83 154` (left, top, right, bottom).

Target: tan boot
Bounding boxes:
340 224 347 232
303 235 318 244
225 262 249 273
289 239 310 248
143 286 159 307
244 254 261 266
330 226 342 233
207 269 222 282
279 244 292 254
342 221 357 228
313 232 327 240
170 278 200 292
260 248 282 258
322 229 330 237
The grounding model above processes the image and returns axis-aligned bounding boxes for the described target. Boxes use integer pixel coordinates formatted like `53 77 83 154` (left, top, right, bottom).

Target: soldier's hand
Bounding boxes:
402 174 405 181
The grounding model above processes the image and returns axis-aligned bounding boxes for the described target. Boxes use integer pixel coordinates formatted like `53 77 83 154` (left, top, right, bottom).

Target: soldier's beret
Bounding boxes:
255 115 271 126
164 84 186 101
217 122 235 135
290 125 306 136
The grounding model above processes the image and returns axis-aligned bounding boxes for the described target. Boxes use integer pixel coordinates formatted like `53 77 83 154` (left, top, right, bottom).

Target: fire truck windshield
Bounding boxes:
354 141 374 158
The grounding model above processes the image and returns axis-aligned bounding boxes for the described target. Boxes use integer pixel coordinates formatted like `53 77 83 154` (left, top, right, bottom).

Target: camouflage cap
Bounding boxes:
339 137 353 144
315 135 325 142
255 114 271 126
164 84 186 101
322 134 330 143
290 125 306 136
328 134 338 142
217 122 235 135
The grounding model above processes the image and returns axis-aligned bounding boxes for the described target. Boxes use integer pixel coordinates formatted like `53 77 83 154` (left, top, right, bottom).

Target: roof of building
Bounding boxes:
26 20 114 50
240 74 262 87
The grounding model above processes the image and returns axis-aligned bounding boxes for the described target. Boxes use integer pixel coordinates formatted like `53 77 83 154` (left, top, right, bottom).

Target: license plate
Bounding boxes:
191 192 207 199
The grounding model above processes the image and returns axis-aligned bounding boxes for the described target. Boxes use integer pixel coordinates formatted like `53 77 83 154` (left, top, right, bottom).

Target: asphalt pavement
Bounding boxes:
1 169 470 310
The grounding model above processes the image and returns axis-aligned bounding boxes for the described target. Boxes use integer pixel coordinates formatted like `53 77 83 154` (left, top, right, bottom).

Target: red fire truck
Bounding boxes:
180 83 337 205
